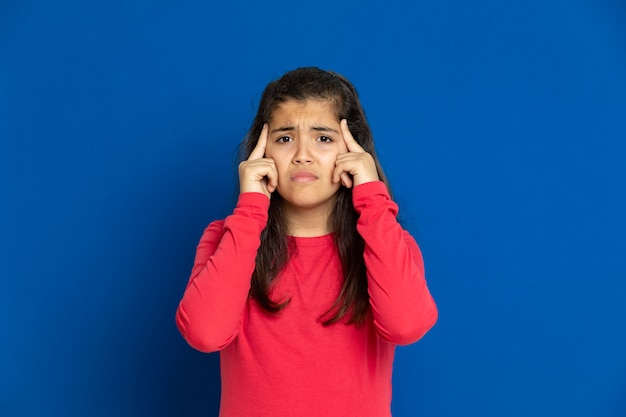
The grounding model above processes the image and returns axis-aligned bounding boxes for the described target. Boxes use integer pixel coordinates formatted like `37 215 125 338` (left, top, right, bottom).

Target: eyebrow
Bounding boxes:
312 126 339 134
270 125 339 134
270 126 294 134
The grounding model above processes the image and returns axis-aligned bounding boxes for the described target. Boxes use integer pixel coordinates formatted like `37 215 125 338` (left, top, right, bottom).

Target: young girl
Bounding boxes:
176 67 437 417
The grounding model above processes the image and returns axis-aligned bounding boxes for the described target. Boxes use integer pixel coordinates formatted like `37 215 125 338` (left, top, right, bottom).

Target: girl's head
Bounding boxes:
241 67 385 182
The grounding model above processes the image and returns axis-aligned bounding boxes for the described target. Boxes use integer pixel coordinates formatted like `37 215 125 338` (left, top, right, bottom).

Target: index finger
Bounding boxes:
340 119 365 153
248 124 269 160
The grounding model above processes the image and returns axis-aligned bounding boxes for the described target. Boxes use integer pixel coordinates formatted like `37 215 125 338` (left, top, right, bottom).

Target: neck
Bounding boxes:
283 203 334 237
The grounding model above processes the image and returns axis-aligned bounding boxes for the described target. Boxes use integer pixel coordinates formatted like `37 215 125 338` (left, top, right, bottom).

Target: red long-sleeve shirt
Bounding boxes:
176 181 437 417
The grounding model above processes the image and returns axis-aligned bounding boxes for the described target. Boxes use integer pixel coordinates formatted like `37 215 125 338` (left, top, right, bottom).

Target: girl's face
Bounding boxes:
265 99 348 213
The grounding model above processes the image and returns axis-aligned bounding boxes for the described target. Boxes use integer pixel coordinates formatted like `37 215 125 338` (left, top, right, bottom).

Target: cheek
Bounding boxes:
320 151 341 172
265 147 287 166
265 150 293 184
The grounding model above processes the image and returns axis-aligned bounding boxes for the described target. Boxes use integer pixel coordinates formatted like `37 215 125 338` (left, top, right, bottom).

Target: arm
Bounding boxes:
175 192 269 353
354 181 438 345
177 125 276 352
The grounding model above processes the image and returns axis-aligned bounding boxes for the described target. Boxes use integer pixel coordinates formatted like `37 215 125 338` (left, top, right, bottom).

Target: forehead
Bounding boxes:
270 99 338 123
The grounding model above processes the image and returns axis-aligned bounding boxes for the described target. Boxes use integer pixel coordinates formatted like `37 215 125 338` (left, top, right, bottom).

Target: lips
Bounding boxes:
290 171 319 182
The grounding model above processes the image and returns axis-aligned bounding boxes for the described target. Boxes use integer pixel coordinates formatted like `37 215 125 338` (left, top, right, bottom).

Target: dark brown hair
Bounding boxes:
240 67 391 325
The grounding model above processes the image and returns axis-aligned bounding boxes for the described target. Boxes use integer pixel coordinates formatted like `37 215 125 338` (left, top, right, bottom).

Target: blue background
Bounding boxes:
1 1 625 416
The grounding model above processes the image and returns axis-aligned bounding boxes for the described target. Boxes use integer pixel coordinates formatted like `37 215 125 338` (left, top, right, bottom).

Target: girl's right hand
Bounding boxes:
238 124 278 198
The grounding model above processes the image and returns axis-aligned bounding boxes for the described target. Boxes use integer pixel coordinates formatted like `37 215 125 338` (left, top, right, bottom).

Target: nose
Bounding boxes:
293 137 313 164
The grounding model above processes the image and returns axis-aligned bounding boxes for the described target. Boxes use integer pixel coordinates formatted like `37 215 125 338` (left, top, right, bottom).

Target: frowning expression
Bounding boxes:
265 99 348 211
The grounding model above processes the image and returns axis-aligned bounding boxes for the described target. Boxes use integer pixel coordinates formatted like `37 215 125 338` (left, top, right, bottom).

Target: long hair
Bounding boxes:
240 67 391 325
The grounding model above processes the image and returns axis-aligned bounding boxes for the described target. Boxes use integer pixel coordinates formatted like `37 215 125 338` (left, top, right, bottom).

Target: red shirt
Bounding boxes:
176 181 437 417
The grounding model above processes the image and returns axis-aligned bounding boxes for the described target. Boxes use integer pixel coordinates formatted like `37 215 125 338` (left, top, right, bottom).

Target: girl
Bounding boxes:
176 67 437 417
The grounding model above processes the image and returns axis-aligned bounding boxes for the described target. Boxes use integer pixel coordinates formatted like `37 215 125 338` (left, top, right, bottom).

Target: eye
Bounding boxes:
317 135 333 143
276 136 293 143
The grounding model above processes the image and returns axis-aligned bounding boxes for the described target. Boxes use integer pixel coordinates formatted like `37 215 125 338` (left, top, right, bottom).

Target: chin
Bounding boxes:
278 191 339 211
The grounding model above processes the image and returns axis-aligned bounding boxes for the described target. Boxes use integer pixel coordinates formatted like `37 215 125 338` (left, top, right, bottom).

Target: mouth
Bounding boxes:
290 171 319 182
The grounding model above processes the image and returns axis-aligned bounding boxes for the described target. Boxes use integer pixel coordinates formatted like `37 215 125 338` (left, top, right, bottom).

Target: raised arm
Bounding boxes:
334 120 437 345
176 125 276 352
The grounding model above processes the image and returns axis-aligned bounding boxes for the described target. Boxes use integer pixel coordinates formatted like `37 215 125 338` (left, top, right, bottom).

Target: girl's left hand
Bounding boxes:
333 119 379 188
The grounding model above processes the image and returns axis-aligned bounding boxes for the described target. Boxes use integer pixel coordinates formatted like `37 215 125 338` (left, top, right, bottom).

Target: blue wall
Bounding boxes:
1 1 625 416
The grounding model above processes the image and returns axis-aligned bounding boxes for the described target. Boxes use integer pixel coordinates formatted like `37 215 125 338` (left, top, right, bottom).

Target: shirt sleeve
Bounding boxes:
353 181 438 345
175 192 270 353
